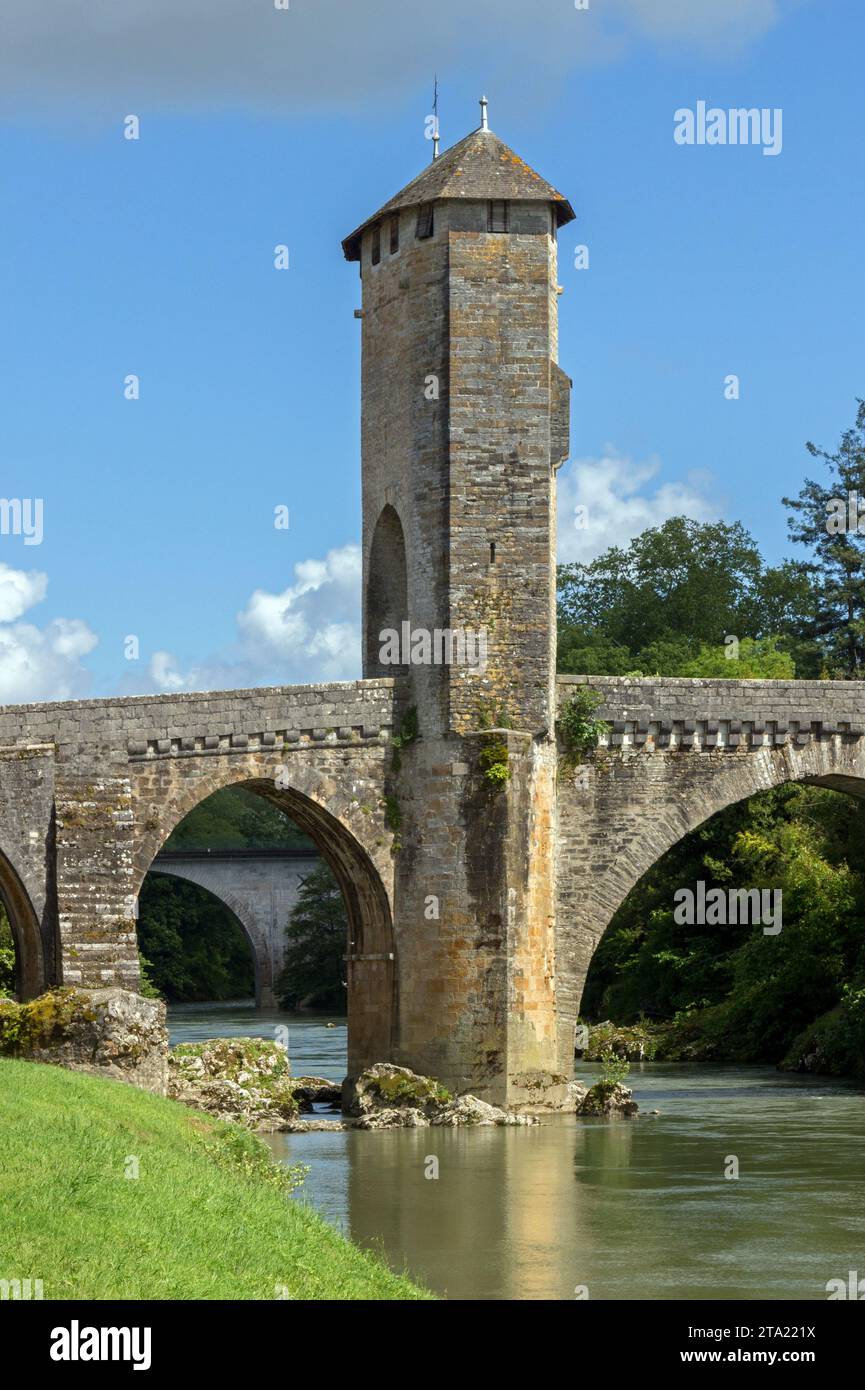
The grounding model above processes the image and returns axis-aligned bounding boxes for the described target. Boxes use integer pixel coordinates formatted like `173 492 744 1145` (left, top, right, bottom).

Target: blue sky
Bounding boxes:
0 0 861 701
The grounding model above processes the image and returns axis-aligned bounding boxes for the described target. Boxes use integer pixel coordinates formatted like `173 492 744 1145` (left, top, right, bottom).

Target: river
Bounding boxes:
169 1002 865 1301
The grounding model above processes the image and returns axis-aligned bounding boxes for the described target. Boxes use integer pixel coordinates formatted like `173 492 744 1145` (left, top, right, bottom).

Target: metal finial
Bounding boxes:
480 95 489 131
433 132 440 160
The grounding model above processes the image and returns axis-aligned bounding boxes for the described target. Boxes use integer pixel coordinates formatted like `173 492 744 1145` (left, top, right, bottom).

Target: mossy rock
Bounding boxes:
0 988 97 1056
577 1080 638 1118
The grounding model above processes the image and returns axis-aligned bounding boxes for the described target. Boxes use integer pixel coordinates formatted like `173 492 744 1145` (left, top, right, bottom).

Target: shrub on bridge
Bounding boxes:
558 688 610 768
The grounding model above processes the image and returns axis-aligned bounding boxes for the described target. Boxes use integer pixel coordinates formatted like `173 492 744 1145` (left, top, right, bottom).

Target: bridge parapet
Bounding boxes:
557 675 865 751
0 679 396 764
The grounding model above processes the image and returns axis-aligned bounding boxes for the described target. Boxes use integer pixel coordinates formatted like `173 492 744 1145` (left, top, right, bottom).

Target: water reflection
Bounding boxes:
169 1005 865 1300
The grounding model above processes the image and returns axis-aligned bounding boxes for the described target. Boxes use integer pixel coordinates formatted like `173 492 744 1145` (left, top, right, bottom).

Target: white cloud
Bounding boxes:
622 0 782 51
0 563 97 703
0 0 794 119
147 543 361 693
557 451 719 564
0 562 47 623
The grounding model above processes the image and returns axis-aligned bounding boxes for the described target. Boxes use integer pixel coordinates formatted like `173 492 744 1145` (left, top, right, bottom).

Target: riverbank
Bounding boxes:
0 1059 430 1300
579 1004 865 1080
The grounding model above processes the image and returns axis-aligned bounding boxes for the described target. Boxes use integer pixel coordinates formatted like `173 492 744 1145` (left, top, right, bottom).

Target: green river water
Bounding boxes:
169 1002 865 1300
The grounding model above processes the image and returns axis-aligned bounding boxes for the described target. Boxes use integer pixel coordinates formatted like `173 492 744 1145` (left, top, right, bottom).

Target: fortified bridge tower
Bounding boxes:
5 113 855 1111
343 103 575 1107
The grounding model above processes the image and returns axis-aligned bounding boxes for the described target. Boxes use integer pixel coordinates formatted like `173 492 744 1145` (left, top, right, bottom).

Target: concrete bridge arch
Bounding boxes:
148 849 321 1010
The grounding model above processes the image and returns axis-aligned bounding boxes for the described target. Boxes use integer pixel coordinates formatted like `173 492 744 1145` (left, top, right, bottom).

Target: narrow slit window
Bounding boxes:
390 216 400 254
488 200 508 233
371 223 381 266
489 541 496 564
416 203 434 239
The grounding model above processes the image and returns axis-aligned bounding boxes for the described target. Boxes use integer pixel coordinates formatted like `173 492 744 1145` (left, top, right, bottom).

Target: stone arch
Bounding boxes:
556 736 865 1057
133 762 396 1074
365 503 408 677
145 864 267 1007
0 846 45 1000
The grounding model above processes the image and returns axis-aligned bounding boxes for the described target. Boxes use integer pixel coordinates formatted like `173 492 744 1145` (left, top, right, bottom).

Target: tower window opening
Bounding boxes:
489 540 496 564
371 223 381 266
390 216 400 255
488 201 508 233
416 203 434 239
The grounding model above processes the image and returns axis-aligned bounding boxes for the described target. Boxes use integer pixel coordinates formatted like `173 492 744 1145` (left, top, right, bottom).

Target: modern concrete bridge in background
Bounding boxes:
149 847 321 1009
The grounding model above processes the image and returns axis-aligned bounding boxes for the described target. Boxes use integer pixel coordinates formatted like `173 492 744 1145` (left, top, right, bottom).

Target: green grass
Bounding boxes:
0 1059 430 1300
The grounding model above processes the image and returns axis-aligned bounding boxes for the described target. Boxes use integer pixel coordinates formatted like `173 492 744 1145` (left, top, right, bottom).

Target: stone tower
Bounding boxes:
343 107 574 1108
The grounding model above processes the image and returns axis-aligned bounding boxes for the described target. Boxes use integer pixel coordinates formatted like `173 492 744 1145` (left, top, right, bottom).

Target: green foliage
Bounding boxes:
0 902 15 999
558 687 610 766
137 876 255 1002
584 783 865 1070
781 985 865 1079
276 863 347 1012
478 738 511 789
596 1045 630 1088
0 1059 430 1299
371 1072 451 1105
557 516 820 678
0 988 98 1056
677 635 795 679
474 702 511 731
165 786 314 852
783 399 865 676
136 953 163 1000
391 706 419 750
201 1121 307 1195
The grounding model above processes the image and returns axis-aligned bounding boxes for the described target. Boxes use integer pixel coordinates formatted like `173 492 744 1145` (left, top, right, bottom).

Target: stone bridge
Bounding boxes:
3 673 865 1104
0 681 396 1076
554 674 865 1064
150 848 321 1010
3 118 861 1107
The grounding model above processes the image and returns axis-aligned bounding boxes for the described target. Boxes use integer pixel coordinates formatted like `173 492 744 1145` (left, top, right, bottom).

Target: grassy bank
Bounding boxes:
0 1059 430 1300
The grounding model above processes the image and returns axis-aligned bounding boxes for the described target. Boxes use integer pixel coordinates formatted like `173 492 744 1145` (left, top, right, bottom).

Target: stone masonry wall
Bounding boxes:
554 675 865 1072
0 679 396 1075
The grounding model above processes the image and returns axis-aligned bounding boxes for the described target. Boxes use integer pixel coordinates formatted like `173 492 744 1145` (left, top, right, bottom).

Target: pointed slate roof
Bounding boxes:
342 126 575 261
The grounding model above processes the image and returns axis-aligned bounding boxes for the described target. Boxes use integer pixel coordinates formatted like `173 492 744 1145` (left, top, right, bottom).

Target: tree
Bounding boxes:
0 901 15 999
583 783 865 1065
165 786 314 852
678 635 794 679
783 399 865 676
137 876 255 1002
277 864 347 1012
557 517 815 676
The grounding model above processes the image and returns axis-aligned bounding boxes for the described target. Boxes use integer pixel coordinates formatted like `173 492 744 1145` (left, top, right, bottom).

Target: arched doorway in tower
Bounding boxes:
365 503 409 677
135 780 395 1078
579 779 865 1077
